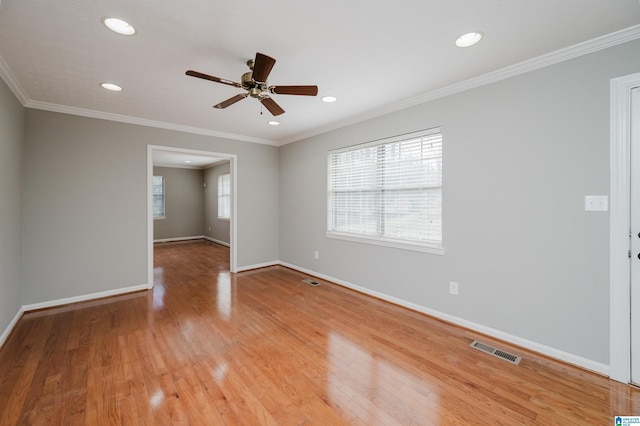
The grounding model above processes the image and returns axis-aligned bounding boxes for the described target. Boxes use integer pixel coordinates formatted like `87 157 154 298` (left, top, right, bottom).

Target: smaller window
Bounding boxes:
218 173 230 219
153 176 165 219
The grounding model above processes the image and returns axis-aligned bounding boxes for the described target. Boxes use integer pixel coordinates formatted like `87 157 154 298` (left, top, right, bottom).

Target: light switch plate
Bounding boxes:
585 195 608 212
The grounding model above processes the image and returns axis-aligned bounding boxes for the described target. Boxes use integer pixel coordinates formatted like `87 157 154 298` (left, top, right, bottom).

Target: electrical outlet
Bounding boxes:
449 281 459 295
314 251 319 260
208 226 211 231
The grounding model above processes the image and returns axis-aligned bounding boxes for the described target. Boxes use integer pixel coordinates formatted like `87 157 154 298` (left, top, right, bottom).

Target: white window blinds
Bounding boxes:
327 128 442 251
152 176 165 218
218 173 230 219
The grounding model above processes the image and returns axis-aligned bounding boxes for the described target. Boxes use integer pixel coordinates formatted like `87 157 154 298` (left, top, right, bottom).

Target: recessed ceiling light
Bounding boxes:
102 17 136 36
100 82 123 92
184 160 192 163
455 32 483 48
268 121 280 126
322 96 337 103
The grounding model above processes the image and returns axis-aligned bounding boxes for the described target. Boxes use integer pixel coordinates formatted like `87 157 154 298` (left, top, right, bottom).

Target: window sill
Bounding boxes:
154 216 166 220
217 217 230 222
326 231 444 255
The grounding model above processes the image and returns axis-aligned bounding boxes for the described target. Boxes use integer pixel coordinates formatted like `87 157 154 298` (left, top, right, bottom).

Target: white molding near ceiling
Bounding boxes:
2 25 640 146
0 55 28 105
610 71 640 383
24 100 278 146
280 24 640 146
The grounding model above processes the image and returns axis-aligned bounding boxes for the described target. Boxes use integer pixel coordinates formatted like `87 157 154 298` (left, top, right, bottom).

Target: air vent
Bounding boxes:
302 278 320 287
470 340 521 365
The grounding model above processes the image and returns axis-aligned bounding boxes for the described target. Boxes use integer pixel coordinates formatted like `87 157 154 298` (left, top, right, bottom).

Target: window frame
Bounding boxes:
217 173 231 220
152 175 166 220
326 128 444 255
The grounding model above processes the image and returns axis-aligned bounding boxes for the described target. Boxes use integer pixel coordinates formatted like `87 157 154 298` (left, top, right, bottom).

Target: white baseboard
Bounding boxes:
203 236 230 247
0 306 25 349
22 283 149 312
1 283 149 349
236 260 279 273
154 235 204 243
278 261 609 376
4 257 609 377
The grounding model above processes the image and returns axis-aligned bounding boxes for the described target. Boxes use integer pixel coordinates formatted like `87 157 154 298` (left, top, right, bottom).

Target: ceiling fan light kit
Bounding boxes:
186 52 318 116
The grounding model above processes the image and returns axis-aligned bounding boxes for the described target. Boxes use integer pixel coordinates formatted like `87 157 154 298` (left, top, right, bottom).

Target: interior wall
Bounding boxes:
204 161 231 245
279 39 640 367
153 166 204 240
22 110 279 304
0 76 24 339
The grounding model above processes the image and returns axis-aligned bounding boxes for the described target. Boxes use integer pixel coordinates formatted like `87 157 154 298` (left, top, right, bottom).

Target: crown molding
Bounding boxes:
2 24 639 147
279 24 640 146
24 100 278 146
0 55 29 105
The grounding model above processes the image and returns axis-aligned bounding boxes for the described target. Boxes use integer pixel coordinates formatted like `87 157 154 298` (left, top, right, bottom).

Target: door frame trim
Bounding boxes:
610 72 640 382
147 145 238 289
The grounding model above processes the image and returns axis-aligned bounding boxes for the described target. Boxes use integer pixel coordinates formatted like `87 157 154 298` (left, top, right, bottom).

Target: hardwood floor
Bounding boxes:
1 240 640 424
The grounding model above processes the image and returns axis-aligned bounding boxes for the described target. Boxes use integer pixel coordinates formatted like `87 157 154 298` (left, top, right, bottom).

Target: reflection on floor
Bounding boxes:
1 239 639 424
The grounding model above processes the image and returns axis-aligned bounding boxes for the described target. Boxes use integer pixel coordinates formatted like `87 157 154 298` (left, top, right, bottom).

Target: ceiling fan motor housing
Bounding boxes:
241 71 267 97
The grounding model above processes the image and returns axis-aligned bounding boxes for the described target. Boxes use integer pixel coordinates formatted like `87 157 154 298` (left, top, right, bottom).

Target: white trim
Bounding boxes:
2 26 638 147
235 260 279 273
154 235 205 243
0 55 28 105
279 24 640 145
0 306 25 349
610 72 640 383
148 145 238 282
26 100 277 146
279 261 609 375
22 283 149 313
326 232 445 255
203 236 230 247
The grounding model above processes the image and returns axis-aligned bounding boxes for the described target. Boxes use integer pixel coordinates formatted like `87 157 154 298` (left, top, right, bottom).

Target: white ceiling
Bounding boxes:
152 150 227 169
0 1 639 146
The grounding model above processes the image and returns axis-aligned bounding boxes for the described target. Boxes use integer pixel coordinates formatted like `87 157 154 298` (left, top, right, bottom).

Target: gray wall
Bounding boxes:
0 76 24 337
22 110 279 304
279 39 640 366
153 166 205 240
204 162 231 245
5 36 639 369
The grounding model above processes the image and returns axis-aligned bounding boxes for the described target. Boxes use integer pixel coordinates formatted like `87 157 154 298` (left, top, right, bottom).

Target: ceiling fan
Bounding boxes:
186 52 318 116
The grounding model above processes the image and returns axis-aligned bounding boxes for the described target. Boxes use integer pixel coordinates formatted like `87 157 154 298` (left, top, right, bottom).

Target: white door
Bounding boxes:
630 86 640 384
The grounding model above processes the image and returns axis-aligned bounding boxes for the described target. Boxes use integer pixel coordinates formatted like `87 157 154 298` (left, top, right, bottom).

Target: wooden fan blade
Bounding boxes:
260 96 285 116
270 85 318 96
213 93 248 109
252 53 276 83
186 70 242 88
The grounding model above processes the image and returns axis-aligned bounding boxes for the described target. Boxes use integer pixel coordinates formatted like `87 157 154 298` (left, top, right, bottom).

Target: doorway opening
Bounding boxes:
147 145 238 289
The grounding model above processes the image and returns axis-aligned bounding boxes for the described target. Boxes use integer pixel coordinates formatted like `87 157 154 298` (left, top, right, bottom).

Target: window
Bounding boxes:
327 128 443 253
153 176 165 219
218 173 230 219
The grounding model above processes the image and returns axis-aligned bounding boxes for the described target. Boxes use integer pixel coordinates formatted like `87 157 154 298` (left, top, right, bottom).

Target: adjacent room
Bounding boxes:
1 0 640 423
